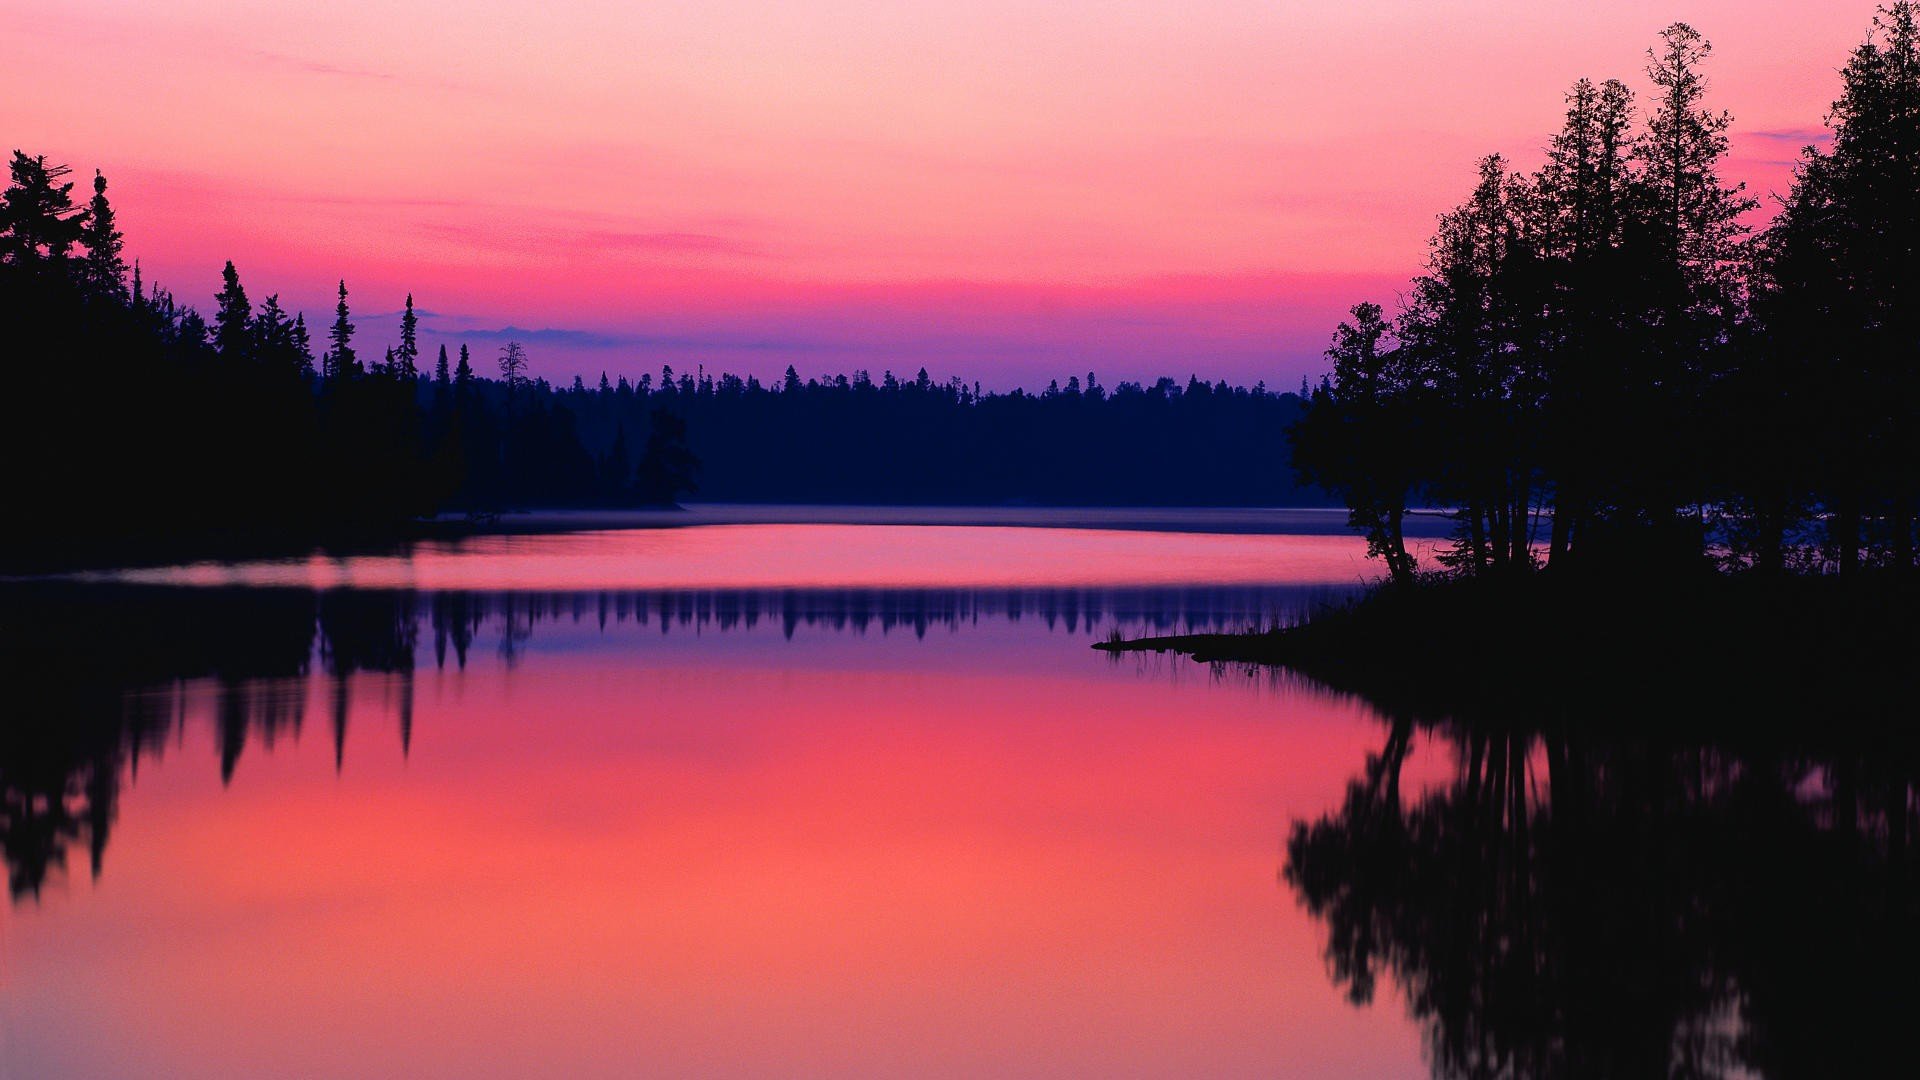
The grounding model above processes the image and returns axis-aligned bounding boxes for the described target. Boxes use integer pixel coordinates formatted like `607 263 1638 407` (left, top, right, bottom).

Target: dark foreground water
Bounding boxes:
3 518 1913 1078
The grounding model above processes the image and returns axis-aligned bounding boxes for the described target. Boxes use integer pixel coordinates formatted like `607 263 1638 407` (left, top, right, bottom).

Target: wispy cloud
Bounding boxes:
1746 127 1833 146
249 49 404 83
437 324 834 353
415 221 762 258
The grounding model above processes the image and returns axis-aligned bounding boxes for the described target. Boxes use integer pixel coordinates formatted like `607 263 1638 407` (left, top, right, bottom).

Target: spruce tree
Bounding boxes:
212 261 252 361
77 170 127 298
1633 23 1756 552
395 293 420 379
435 344 451 385
454 343 473 386
290 313 315 377
325 280 357 380
253 294 294 366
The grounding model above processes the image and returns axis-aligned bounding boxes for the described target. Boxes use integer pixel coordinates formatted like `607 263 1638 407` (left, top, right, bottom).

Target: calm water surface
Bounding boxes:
7 517 1906 1078
4 520 1446 1078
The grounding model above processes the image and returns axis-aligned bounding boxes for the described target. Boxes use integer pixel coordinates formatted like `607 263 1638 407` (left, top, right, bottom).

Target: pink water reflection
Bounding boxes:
4 607 1439 1078
76 524 1428 592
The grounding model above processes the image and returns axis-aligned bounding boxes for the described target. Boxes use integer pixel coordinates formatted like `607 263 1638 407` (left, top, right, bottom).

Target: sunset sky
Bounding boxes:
2 1 1877 387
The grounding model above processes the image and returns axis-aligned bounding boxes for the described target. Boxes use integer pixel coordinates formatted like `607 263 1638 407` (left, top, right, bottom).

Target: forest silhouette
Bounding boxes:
0 156 1315 569
1293 11 1920 581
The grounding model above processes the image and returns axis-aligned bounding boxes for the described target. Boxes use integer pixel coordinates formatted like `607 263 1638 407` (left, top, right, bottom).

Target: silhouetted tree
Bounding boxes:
211 261 251 361
324 279 357 381
0 152 84 265
395 293 419 380
76 170 126 299
498 340 527 392
1292 303 1420 585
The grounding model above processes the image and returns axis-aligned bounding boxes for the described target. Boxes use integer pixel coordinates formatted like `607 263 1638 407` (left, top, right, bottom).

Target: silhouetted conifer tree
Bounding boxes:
0 151 82 262
325 280 357 381
395 293 419 380
212 261 252 361
76 170 126 298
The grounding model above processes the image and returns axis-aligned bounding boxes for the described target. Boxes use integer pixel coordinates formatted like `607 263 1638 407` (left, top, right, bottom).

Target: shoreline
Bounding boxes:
1 502 1396 576
1094 572 1920 727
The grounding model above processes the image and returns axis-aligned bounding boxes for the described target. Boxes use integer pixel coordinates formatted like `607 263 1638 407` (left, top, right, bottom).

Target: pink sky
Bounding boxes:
1 1 1878 387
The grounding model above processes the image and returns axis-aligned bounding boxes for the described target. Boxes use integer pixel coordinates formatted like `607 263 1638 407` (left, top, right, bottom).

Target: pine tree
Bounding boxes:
290 313 315 376
1534 77 1637 564
325 280 357 380
1637 24 1754 327
454 343 473 386
1632 23 1756 554
77 170 127 298
435 344 450 385
0 152 83 262
211 261 253 361
395 293 420 379
253 293 294 367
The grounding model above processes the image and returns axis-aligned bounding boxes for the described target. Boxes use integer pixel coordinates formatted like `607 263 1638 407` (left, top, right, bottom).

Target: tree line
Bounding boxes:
0 159 1319 566
546 364 1311 506
1293 7 1920 583
0 162 702 566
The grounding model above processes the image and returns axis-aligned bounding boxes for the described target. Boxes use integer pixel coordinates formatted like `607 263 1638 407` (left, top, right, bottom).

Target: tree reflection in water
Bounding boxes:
0 581 1327 903
1285 693 1919 1079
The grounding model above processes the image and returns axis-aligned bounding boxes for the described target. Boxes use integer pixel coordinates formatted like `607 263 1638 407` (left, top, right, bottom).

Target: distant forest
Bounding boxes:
1294 9 1920 580
0 159 1313 566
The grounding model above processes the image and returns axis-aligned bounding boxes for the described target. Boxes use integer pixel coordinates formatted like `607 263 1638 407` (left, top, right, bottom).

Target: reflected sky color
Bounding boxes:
0 523 1466 1077
71 522 1444 592
4 576 1452 1079
0 0 1873 385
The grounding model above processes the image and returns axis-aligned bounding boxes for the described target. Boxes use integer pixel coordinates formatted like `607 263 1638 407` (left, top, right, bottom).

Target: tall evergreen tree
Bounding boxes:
290 313 315 377
76 170 126 298
253 293 294 366
395 293 420 380
1757 2 1920 573
325 280 357 381
454 343 473 386
1292 303 1420 585
212 261 252 361
435 344 450 386
1633 22 1754 528
1533 77 1638 564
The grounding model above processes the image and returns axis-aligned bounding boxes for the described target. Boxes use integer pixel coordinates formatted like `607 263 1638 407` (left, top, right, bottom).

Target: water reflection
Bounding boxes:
1284 697 1920 1078
0 581 1334 903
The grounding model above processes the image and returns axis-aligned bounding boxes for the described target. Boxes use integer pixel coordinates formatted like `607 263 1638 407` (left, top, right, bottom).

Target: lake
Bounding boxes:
3 511 1906 1078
